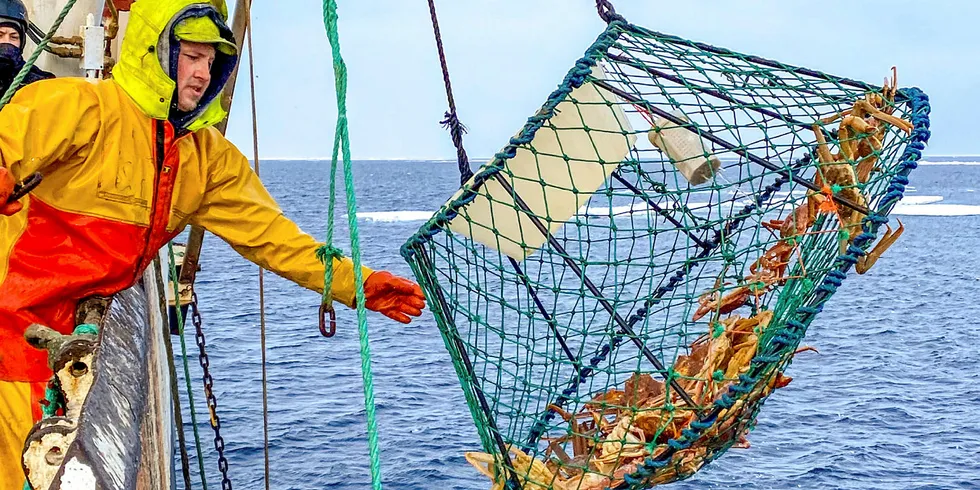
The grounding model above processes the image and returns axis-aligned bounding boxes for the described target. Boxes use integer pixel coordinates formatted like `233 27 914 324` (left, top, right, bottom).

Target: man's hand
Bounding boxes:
363 271 426 324
0 167 23 215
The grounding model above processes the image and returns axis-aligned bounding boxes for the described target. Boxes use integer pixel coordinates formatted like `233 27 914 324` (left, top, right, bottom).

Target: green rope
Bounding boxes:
73 323 98 336
168 242 209 490
40 377 62 419
37 325 99 420
321 1 382 488
315 245 343 306
0 0 79 108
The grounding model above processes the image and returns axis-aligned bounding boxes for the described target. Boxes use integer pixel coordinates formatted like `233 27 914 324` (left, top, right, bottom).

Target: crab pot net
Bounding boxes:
401 19 929 490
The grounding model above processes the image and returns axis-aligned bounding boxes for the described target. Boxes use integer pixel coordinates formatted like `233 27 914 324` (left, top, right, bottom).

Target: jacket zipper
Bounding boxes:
131 120 167 285
133 121 195 287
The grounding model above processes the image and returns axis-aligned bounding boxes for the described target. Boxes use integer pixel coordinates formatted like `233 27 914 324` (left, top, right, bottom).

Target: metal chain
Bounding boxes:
191 292 232 490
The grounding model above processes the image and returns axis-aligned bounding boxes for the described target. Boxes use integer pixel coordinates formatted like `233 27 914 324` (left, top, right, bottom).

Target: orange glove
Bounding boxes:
363 271 426 324
0 167 23 216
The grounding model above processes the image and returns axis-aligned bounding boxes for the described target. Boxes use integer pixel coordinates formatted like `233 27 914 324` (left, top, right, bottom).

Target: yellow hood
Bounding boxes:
113 0 238 131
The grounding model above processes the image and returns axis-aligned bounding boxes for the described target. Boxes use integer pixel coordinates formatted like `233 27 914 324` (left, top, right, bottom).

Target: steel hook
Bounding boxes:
319 303 336 337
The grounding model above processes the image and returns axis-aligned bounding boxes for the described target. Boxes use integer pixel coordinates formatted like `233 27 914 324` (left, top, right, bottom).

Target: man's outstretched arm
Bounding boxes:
189 142 425 323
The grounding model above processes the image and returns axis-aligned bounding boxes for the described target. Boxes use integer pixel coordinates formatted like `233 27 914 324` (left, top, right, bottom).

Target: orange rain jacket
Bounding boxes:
0 0 367 384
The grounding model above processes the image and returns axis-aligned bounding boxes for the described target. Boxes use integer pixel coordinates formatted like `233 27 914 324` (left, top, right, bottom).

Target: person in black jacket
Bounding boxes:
0 0 54 97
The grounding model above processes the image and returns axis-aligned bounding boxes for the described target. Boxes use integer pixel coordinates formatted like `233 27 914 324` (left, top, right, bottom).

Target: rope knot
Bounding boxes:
316 245 345 264
867 214 889 225
440 111 468 134
818 185 838 214
595 0 625 24
73 323 99 336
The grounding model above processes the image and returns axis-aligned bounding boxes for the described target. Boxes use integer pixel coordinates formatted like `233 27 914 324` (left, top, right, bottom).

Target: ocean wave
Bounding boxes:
918 161 980 166
898 195 944 205
891 204 980 216
356 211 434 222
887 195 980 216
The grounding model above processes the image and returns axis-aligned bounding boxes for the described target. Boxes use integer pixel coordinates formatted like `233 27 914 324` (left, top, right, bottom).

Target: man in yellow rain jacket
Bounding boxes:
0 0 426 484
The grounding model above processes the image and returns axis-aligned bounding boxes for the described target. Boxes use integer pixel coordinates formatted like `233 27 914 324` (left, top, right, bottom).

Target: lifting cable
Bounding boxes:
243 1 273 487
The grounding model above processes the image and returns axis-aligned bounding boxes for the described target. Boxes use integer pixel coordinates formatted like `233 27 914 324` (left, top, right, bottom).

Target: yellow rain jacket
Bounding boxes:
0 0 367 391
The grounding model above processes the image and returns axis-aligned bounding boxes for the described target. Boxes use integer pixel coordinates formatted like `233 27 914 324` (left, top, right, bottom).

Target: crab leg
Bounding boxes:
883 66 898 109
856 134 882 183
855 221 905 274
546 438 573 465
838 131 859 164
855 100 913 134
840 114 875 133
811 124 837 191
811 124 837 166
548 404 590 458
819 108 853 125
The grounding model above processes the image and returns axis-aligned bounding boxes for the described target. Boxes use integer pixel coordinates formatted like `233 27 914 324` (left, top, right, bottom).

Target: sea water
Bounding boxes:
176 158 980 489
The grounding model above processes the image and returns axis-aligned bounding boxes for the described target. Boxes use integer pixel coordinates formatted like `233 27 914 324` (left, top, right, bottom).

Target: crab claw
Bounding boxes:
855 220 905 275
773 373 793 389
735 431 751 449
793 345 819 355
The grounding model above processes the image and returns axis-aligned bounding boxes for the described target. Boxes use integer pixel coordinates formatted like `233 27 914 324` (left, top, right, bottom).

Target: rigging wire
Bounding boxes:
243 2 272 487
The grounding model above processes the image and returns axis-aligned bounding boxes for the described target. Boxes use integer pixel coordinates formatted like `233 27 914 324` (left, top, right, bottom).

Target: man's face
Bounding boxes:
175 41 215 112
0 27 21 49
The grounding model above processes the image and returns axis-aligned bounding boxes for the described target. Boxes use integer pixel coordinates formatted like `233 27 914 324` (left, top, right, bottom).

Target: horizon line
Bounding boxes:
250 154 980 162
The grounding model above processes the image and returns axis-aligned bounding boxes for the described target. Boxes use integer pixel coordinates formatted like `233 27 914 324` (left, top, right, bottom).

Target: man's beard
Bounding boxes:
178 91 203 112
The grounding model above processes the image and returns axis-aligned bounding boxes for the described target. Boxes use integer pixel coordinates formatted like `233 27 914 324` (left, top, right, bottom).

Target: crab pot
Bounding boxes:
402 18 930 490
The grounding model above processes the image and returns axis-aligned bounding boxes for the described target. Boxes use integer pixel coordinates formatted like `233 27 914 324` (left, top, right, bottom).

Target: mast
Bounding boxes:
177 0 250 291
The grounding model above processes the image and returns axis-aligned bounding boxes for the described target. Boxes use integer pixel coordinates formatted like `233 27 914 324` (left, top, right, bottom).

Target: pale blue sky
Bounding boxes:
224 0 978 160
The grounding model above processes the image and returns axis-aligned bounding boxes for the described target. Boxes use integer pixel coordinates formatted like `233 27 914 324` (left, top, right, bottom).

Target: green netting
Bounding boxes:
401 19 930 490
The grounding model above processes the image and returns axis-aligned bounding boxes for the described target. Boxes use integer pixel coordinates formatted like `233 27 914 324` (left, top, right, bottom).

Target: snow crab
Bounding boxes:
692 266 782 323
811 67 912 274
467 310 807 489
